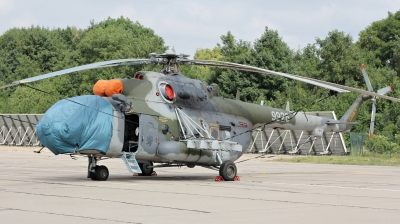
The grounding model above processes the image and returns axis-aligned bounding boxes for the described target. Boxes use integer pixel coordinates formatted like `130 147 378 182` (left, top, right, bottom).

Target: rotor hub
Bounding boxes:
149 51 190 75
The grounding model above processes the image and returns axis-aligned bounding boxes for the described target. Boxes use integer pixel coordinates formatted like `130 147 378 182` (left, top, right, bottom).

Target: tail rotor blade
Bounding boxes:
377 86 392 95
369 100 376 137
361 64 374 92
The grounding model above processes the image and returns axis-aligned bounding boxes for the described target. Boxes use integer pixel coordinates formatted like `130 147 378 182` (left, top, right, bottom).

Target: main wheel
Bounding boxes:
89 172 97 180
139 161 154 176
219 160 237 181
95 165 109 181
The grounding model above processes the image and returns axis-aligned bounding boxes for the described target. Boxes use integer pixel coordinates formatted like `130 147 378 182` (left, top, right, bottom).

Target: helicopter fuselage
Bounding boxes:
109 71 352 165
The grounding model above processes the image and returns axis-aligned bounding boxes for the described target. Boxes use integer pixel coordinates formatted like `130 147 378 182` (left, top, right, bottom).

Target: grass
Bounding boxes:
276 153 400 166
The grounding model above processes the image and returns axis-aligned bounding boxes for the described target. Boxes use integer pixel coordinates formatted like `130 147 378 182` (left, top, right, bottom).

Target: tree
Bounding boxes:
392 38 400 74
253 27 293 73
358 11 400 72
211 31 257 101
180 47 222 81
210 28 295 102
315 30 363 85
0 17 168 113
0 26 73 113
74 17 167 95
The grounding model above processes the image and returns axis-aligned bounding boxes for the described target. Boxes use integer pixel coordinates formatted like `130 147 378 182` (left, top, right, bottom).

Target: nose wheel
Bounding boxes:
88 156 109 181
89 165 109 181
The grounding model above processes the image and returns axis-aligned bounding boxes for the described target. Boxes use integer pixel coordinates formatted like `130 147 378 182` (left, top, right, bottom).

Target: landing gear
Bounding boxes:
87 155 109 181
219 160 237 181
89 172 97 180
139 161 154 176
95 165 109 181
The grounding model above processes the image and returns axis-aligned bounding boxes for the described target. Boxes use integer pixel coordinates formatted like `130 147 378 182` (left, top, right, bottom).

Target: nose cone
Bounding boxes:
37 95 113 155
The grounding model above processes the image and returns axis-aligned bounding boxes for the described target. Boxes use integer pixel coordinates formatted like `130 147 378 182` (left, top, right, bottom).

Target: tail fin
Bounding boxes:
339 94 372 130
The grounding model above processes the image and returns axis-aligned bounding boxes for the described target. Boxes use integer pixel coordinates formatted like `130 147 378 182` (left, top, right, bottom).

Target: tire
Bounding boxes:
89 172 97 180
95 165 109 181
139 161 154 176
219 160 237 181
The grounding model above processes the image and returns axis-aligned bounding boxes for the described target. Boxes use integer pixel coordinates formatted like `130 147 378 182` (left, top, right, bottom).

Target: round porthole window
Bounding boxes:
162 124 169 135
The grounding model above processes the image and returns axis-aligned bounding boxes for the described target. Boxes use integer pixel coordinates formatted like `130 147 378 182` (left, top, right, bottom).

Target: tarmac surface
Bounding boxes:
1 147 399 224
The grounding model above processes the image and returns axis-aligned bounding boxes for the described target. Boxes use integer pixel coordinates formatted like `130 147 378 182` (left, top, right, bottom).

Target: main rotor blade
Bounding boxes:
0 58 154 89
184 59 400 103
297 75 400 103
360 64 374 92
184 59 349 93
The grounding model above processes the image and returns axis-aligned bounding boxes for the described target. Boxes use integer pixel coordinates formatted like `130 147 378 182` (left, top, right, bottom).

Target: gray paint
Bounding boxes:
103 98 125 157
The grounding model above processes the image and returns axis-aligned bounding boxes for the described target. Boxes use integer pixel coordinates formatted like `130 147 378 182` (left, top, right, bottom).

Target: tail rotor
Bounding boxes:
360 65 392 137
369 99 376 137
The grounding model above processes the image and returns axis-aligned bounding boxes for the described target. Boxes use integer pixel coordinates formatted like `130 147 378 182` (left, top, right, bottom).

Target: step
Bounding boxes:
120 152 142 174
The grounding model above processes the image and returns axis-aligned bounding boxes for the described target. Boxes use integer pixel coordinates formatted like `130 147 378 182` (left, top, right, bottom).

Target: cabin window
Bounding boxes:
210 126 219 140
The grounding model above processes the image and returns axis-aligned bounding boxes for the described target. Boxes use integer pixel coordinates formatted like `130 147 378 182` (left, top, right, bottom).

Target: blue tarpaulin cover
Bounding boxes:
37 95 113 155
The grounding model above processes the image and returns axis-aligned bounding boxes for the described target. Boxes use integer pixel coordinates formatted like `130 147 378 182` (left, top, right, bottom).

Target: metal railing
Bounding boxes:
0 126 40 146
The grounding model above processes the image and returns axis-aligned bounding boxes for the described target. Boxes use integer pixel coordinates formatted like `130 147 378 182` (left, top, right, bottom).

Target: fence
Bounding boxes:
247 129 347 155
349 132 399 157
0 114 42 146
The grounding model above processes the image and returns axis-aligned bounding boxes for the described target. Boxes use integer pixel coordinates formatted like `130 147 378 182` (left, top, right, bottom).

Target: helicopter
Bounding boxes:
1 50 399 181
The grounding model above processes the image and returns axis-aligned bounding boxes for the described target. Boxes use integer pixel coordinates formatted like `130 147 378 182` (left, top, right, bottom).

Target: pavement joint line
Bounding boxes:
261 181 400 192
0 188 212 214
2 187 398 212
0 174 400 198
1 166 86 173
249 176 400 189
2 181 398 202
190 183 400 200
2 151 400 222
1 179 399 212
0 207 140 223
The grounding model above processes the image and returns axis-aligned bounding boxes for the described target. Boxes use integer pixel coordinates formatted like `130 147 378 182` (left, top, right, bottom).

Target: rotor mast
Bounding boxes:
149 50 190 75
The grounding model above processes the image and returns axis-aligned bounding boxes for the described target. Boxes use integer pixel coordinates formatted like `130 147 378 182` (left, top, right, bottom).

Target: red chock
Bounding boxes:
214 176 240 181
215 176 224 181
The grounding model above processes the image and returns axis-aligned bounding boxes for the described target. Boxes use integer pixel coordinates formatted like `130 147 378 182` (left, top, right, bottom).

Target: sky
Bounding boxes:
0 0 399 58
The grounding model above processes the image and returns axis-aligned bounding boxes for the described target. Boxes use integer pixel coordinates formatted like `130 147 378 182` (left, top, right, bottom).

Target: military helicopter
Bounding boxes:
1 50 399 181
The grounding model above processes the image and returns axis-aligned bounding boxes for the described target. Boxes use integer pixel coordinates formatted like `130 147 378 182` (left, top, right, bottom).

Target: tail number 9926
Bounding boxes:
271 111 289 122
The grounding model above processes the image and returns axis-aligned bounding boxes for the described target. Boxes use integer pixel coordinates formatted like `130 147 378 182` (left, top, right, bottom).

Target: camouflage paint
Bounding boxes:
116 71 371 166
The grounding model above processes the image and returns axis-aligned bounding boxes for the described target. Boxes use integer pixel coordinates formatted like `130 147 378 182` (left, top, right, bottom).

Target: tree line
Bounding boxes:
0 12 399 151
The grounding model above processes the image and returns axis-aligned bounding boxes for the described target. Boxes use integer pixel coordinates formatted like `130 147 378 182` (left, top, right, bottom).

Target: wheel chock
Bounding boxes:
214 176 240 181
133 171 157 177
215 176 224 181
